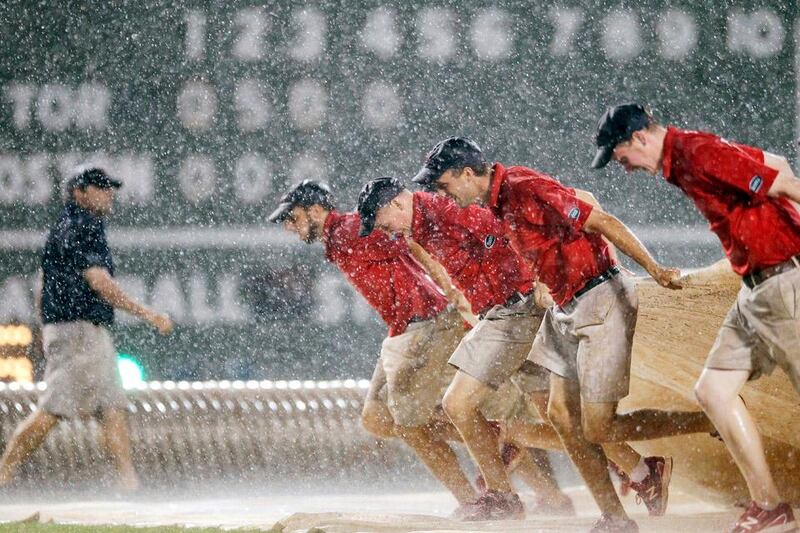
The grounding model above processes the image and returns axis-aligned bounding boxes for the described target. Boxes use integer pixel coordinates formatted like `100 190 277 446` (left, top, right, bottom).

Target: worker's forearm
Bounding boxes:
574 189 619 263
87 272 154 320
406 239 477 324
590 213 658 273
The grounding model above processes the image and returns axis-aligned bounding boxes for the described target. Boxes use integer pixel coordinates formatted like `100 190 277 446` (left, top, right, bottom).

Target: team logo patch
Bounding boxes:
484 235 496 248
568 206 581 220
749 175 763 193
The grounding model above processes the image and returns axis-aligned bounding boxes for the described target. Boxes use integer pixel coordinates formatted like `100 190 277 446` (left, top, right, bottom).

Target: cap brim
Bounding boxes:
591 145 614 169
267 202 293 223
411 166 437 186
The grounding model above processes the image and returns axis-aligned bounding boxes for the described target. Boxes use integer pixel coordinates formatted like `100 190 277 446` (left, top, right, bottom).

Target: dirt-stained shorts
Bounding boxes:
448 296 550 393
705 266 800 391
529 274 638 403
366 309 465 427
38 321 127 418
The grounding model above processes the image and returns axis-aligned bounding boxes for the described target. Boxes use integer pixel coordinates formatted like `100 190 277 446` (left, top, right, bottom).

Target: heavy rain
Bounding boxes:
0 1 799 532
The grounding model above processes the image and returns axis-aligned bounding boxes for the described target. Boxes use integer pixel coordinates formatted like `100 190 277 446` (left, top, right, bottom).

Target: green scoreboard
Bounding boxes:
0 1 797 379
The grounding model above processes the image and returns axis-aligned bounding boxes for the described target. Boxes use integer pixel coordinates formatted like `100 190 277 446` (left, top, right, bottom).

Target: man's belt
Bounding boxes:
477 290 533 320
503 290 532 308
408 315 430 325
572 266 621 300
743 255 800 289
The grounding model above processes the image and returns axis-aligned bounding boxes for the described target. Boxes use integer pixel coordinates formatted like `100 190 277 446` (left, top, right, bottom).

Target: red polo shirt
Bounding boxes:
488 163 613 306
323 210 448 336
411 192 533 315
662 126 800 275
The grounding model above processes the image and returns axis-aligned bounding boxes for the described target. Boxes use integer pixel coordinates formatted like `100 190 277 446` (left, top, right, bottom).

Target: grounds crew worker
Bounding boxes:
594 103 800 533
0 167 173 492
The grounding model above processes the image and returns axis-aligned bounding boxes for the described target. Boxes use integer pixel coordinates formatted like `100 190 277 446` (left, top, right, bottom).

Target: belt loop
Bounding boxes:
792 255 800 269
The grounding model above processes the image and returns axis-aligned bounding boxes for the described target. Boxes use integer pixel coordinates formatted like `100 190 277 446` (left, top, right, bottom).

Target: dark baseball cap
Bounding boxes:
591 103 651 169
268 179 333 223
68 167 122 190
412 137 485 187
356 177 405 237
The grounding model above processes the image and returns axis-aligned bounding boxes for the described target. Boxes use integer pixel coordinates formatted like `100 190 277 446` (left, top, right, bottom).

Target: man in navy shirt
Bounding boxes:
0 168 173 492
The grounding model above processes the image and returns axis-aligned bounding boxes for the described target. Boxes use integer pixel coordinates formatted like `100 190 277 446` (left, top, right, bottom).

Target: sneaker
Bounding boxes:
486 420 503 437
500 442 521 468
629 456 673 517
589 513 639 533
729 502 797 533
608 460 632 497
462 490 525 521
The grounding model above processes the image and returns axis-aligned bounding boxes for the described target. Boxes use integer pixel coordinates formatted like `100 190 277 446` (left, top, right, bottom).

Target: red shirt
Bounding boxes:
411 192 533 315
323 211 448 336
662 126 800 275
488 163 613 306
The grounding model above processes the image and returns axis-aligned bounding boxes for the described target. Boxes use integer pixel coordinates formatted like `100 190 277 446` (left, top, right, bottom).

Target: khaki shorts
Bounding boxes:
366 309 465 427
38 321 127 418
529 274 638 403
705 266 800 391
448 296 549 393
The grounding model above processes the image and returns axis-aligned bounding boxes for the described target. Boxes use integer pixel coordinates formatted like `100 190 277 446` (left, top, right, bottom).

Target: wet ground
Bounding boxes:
0 486 739 532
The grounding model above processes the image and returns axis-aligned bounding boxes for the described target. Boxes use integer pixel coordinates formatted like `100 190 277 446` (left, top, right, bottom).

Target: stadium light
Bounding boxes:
117 353 146 389
0 325 33 346
0 324 34 382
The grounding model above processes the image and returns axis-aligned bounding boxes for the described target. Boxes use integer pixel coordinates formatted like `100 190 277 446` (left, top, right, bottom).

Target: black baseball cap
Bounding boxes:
591 103 651 169
412 137 485 187
268 179 333 223
356 177 405 237
68 167 122 190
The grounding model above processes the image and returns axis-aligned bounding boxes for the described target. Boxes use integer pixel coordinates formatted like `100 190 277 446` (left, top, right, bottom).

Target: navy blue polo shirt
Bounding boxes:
41 202 115 326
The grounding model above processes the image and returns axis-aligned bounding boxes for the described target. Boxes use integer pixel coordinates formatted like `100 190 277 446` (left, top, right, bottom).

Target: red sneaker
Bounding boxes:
629 456 672 517
462 490 525 521
500 442 521 468
589 513 639 532
486 420 503 437
730 502 797 533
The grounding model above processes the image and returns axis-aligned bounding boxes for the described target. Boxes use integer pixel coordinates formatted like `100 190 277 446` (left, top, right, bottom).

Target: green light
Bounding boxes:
117 353 146 389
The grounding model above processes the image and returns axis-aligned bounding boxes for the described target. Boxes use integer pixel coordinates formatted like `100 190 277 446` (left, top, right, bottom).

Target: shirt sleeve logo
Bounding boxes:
568 206 581 220
484 235 496 248
749 175 763 193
